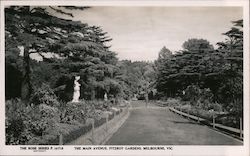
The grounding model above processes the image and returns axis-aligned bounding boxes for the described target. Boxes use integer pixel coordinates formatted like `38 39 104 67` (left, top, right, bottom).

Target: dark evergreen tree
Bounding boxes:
5 6 91 102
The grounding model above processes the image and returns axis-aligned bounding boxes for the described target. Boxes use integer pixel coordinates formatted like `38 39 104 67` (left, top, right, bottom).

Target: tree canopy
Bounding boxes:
5 6 118 102
155 19 243 114
5 6 243 116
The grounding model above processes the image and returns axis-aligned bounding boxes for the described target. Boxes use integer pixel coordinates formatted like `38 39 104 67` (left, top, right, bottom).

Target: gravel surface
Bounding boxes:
105 101 242 145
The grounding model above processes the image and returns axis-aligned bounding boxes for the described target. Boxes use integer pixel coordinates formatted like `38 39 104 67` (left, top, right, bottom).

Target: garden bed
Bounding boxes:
30 107 123 145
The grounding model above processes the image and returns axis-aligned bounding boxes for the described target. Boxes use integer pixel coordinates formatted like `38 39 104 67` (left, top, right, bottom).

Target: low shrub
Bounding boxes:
87 100 111 111
27 134 59 145
30 83 60 107
28 104 60 136
177 105 213 121
6 95 119 145
183 84 201 104
183 85 214 111
60 101 103 124
215 114 241 129
178 102 241 129
32 107 120 145
5 99 33 145
6 97 61 145
62 124 93 144
166 98 181 107
208 102 223 112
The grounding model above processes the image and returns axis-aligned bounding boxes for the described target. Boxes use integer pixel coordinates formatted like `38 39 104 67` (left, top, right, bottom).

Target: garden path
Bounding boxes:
105 101 242 145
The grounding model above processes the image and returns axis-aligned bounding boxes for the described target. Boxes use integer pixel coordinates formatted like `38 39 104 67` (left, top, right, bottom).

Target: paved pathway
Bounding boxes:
105 101 242 145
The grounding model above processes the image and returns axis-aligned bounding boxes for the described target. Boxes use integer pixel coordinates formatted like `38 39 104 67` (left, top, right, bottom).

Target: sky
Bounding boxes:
53 7 243 61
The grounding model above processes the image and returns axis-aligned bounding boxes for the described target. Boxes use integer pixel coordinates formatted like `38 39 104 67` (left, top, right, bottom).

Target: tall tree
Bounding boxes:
216 19 243 112
156 39 214 97
5 6 95 102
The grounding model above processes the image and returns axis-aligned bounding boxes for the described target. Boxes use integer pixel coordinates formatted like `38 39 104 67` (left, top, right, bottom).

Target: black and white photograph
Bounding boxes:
0 0 249 156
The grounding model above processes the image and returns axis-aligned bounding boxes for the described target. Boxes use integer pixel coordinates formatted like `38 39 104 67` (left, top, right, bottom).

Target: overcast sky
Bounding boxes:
54 7 242 61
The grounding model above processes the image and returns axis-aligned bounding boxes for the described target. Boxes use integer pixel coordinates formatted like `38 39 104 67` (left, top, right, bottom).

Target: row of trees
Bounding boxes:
5 6 157 104
5 6 243 144
6 6 243 113
5 6 120 102
155 19 243 115
5 6 159 145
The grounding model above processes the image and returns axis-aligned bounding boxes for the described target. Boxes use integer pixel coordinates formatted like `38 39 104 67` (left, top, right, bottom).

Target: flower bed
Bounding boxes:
6 96 126 145
175 104 241 129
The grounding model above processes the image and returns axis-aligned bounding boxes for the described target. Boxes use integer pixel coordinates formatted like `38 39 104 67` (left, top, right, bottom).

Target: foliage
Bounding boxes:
183 84 201 105
60 101 95 124
5 37 23 99
5 6 116 102
166 98 181 107
5 6 243 144
30 83 60 106
155 46 172 71
5 97 61 145
5 6 158 103
156 38 214 97
28 104 60 136
5 99 33 144
156 20 243 116
178 102 238 128
115 60 157 100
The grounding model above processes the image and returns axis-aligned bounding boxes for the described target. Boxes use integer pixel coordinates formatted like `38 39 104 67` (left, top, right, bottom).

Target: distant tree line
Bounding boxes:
115 60 157 100
155 19 243 115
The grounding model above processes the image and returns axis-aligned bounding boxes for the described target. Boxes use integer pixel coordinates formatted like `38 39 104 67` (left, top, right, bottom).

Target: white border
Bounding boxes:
0 1 249 156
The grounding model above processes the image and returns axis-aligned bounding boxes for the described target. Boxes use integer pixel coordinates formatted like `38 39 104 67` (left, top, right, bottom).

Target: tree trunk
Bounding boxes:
21 47 32 102
90 87 95 100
